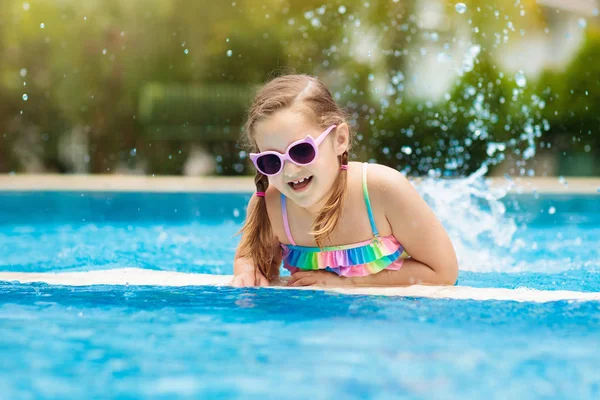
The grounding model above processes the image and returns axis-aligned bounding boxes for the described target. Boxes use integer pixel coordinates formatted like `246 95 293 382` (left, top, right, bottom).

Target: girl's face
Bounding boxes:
254 108 349 211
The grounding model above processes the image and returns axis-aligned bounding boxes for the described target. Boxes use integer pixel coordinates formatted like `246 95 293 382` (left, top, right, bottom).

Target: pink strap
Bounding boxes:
341 164 348 170
256 192 265 197
281 194 297 245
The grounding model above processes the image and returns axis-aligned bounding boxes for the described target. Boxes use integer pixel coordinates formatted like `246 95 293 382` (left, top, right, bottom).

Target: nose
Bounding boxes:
282 160 303 180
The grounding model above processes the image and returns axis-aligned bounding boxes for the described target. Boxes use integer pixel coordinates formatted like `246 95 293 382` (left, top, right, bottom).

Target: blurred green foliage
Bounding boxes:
0 0 598 176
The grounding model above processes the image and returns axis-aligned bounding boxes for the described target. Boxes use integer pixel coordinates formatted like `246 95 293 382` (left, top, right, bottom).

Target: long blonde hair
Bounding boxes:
238 74 352 280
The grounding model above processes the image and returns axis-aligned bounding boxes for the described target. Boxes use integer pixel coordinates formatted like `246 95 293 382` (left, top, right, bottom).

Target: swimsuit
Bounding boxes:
280 162 409 277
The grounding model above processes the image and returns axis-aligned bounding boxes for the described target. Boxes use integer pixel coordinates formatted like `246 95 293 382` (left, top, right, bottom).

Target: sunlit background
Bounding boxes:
1 0 598 177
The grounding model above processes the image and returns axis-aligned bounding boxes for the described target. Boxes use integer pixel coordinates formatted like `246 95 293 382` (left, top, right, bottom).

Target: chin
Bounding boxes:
289 187 325 210
292 197 317 209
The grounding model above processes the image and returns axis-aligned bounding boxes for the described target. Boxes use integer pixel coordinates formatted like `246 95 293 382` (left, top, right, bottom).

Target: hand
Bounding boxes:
231 270 269 288
287 270 351 287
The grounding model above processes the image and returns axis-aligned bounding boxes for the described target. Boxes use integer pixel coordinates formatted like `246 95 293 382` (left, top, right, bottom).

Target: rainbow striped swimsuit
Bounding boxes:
281 162 409 277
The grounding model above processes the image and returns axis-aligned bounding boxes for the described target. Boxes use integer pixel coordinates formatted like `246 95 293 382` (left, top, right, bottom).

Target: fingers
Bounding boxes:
257 274 270 287
232 273 270 288
232 274 255 288
232 276 249 288
287 271 311 286
290 276 316 287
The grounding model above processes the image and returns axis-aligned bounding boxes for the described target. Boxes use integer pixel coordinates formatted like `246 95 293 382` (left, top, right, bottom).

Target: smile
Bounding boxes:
288 176 313 191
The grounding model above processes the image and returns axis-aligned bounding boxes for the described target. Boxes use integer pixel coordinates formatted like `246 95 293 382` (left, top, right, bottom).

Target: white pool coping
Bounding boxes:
1 268 599 303
1 176 598 301
0 174 599 194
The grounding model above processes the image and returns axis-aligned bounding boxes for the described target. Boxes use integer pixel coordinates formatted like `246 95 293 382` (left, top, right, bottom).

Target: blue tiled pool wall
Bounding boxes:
0 191 597 226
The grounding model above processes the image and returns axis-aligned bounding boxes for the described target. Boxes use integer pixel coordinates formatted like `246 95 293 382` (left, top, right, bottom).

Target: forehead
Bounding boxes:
254 109 317 152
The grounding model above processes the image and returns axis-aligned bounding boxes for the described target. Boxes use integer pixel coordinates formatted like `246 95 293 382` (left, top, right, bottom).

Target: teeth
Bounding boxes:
291 177 310 185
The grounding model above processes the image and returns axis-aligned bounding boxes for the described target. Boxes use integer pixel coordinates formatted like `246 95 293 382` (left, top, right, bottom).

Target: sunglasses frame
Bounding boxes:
249 124 337 176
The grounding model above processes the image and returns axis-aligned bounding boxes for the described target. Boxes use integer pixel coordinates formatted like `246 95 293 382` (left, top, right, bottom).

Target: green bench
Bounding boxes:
138 83 258 141
137 83 259 174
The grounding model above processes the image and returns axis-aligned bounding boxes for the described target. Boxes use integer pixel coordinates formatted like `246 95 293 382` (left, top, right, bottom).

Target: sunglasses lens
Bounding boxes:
257 154 281 175
289 143 316 164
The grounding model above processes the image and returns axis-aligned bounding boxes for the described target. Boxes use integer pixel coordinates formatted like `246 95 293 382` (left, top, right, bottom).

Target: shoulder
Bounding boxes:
364 162 412 191
363 163 416 213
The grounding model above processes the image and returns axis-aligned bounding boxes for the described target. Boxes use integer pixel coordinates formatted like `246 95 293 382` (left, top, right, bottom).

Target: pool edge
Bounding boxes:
0 174 599 194
1 268 599 303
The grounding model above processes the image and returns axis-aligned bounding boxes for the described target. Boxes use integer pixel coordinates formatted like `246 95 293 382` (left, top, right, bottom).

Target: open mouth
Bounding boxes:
288 176 313 191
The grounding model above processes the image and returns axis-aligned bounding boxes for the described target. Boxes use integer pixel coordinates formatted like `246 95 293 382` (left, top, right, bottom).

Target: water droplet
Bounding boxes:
20 68 27 77
548 206 556 215
233 208 240 218
455 3 467 14
338 5 347 14
22 94 28 101
23 2 30 11
130 148 137 157
579 18 587 29
40 23 45 29
515 70 526 88
593 8 599 17
226 49 233 57
558 176 568 187
401 146 412 155
184 49 189 54
102 48 107 55
523 147 535 159
226 37 230 43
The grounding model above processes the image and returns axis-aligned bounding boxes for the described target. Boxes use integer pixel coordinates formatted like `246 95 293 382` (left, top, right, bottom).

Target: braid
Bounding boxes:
237 172 278 281
255 172 268 194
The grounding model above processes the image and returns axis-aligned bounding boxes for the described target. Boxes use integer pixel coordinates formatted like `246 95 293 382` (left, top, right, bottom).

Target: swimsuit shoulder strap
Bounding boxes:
280 193 297 245
362 162 379 237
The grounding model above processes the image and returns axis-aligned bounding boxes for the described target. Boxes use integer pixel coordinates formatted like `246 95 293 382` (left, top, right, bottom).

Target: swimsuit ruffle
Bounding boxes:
281 235 409 277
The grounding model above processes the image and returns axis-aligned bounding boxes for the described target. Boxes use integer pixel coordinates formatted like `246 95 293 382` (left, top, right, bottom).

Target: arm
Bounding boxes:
350 165 458 287
232 191 283 287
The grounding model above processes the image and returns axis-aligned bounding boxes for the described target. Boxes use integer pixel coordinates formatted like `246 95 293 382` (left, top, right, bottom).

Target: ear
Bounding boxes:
333 123 350 156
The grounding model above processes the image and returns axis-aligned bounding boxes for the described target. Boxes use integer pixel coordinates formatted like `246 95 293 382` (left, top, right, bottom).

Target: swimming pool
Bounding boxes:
1 187 599 398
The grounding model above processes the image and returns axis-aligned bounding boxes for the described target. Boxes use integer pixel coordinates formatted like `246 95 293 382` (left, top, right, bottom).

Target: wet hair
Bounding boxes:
237 74 352 280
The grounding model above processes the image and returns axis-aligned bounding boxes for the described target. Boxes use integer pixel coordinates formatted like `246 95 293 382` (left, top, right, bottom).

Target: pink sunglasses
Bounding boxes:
249 125 337 176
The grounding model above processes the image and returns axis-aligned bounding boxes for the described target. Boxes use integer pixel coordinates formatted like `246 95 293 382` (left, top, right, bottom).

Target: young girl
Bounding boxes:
232 74 458 288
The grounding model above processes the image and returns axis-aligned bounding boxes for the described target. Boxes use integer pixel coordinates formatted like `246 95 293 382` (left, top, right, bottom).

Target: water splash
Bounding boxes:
416 164 518 272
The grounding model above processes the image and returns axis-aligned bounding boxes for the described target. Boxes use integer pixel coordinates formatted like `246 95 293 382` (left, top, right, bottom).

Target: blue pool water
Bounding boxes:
1 189 599 399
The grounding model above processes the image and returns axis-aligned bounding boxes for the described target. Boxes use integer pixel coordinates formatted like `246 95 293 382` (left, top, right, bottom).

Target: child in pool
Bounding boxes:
232 74 458 288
